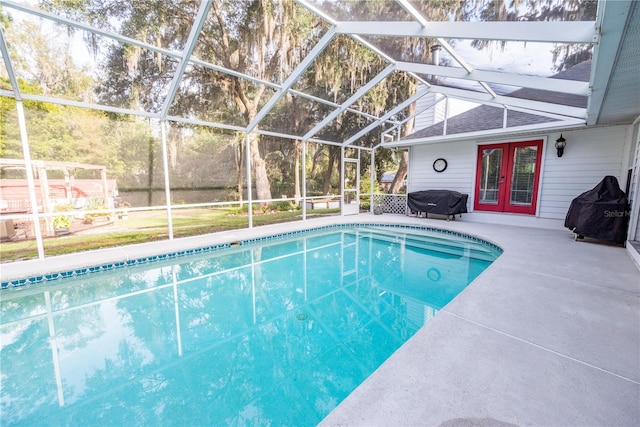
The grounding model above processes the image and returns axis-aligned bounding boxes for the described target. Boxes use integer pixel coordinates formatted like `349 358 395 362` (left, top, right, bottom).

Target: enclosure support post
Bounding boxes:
371 147 375 214
3 25 45 256
245 132 253 228
38 166 53 236
340 146 345 216
160 121 174 240
101 169 109 208
357 149 361 207
16 101 45 258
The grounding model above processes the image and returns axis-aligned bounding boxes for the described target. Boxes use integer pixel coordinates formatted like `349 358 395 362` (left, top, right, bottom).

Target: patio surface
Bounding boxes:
1 214 639 426
321 216 640 427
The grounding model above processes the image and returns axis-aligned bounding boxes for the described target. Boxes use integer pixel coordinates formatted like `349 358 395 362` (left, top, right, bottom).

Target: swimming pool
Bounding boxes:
0 224 501 426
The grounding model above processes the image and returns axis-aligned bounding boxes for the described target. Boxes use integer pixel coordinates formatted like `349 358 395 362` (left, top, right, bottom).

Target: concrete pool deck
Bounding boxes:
322 216 640 427
1 214 639 426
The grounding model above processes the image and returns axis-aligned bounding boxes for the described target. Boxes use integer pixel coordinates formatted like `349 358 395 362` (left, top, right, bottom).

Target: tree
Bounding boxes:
1 11 102 165
32 0 597 204
42 0 323 202
7 19 93 100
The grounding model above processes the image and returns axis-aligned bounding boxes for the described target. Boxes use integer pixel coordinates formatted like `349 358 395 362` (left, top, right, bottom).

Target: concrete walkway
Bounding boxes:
320 217 640 427
2 214 639 426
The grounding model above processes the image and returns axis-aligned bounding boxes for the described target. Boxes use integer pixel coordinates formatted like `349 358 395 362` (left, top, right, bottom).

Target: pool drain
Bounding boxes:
296 312 308 321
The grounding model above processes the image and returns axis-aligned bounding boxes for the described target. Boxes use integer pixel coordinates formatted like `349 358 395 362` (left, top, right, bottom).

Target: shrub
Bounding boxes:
84 198 110 223
53 204 73 230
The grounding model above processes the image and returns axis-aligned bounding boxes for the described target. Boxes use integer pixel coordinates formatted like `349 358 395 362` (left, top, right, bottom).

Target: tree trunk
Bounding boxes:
249 133 272 201
310 145 324 179
167 126 182 170
322 146 339 195
388 151 408 194
235 137 244 201
388 80 416 194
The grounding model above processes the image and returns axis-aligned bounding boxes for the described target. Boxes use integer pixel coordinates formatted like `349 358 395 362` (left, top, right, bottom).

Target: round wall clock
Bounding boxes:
433 158 447 172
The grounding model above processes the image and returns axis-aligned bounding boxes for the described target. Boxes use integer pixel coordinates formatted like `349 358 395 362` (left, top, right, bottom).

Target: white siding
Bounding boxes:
409 141 475 197
407 125 630 229
538 127 627 221
414 86 445 132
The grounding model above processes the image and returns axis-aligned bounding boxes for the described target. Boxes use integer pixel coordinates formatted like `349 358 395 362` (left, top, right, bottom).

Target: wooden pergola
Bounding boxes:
0 159 110 236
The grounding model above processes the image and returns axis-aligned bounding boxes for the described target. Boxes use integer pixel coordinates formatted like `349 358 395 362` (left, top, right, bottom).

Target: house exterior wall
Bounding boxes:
408 125 632 230
414 86 446 132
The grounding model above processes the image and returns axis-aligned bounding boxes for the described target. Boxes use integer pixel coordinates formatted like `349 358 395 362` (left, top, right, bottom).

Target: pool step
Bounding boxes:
356 228 500 262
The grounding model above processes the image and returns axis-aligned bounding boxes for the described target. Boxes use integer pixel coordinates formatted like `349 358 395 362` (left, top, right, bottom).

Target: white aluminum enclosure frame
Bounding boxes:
341 151 360 216
2 0 638 258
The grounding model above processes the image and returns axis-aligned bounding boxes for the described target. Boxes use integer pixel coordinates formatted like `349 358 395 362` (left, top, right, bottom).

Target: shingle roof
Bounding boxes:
404 61 591 141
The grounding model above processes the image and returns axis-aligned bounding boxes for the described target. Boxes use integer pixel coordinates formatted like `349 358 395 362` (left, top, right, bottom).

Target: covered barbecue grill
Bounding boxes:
564 176 630 244
407 190 468 220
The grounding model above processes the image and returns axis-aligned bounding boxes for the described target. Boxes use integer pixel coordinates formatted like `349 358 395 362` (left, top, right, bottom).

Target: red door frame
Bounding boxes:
474 140 543 215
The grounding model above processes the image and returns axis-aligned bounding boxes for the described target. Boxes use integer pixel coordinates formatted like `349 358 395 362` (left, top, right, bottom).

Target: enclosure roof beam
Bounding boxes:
159 0 213 120
396 62 590 96
396 0 428 26
302 64 396 141
0 87 382 145
3 1 397 133
289 89 390 123
388 119 586 147
436 38 497 98
377 94 448 148
165 116 246 133
435 38 471 73
2 1 181 59
335 20 597 44
295 0 337 25
342 88 429 146
319 0 495 100
0 90 164 119
429 85 587 119
255 129 352 148
246 27 337 133
0 27 22 101
185 59 387 124
0 3 283 106
396 0 497 98
5 0 287 98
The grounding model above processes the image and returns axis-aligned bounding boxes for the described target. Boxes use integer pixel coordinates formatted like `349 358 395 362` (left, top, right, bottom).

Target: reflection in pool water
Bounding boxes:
0 225 501 426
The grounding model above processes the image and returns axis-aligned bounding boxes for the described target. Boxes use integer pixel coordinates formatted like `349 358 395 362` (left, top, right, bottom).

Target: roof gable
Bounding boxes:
407 105 561 140
403 61 590 142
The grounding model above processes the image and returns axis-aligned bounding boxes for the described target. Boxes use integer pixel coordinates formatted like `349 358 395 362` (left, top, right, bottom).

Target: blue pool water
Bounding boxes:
0 225 501 426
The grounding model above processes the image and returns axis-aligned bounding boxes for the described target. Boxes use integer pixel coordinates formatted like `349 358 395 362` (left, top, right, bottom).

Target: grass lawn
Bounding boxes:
1 207 339 262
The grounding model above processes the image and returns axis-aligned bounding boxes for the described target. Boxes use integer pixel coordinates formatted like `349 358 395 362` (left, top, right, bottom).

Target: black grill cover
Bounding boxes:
408 190 468 216
564 176 630 244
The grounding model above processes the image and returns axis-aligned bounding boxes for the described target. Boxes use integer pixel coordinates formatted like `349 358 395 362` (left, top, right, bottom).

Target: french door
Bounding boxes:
474 140 543 215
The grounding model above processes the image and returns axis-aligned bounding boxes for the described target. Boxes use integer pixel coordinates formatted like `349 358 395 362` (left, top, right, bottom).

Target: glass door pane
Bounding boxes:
479 148 503 204
509 146 538 206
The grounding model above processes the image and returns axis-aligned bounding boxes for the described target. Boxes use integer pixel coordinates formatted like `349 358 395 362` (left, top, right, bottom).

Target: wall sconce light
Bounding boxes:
555 134 566 157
